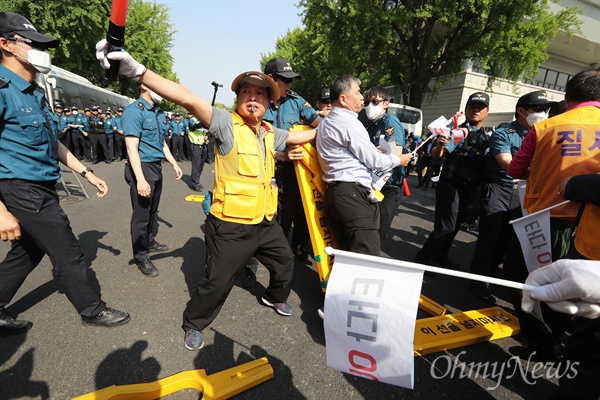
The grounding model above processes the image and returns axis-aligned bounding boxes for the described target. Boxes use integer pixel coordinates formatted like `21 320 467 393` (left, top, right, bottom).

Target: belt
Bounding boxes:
328 181 370 190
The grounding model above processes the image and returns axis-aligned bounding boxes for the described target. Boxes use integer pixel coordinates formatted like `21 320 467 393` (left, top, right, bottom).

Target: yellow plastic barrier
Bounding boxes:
418 294 447 316
73 357 273 400
414 307 521 356
185 194 206 202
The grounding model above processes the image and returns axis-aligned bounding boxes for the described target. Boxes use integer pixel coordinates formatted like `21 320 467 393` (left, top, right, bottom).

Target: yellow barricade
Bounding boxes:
73 357 273 400
414 307 521 356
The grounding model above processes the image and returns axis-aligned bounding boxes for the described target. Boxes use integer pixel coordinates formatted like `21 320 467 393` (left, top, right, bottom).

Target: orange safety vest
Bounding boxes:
209 112 278 224
574 203 600 260
525 106 600 218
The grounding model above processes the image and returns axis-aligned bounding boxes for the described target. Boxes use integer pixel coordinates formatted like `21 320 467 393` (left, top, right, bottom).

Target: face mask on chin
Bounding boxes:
365 103 384 120
150 91 163 104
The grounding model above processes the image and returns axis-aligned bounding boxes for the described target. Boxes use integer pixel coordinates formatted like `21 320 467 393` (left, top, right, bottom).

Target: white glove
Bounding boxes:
522 259 600 319
95 39 146 81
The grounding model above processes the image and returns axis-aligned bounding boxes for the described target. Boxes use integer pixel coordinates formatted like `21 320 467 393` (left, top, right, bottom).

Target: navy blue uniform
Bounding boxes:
122 97 168 263
0 65 106 319
88 114 109 163
169 119 186 161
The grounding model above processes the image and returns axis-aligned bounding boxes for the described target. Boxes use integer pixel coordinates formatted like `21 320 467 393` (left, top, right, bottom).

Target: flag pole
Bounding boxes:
324 247 537 291
509 200 571 225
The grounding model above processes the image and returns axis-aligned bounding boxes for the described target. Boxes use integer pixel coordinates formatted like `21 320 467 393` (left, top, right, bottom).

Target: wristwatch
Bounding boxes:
80 167 94 177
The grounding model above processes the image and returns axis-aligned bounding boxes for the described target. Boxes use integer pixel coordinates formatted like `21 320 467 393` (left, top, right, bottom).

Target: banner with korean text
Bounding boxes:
509 201 570 272
323 250 423 389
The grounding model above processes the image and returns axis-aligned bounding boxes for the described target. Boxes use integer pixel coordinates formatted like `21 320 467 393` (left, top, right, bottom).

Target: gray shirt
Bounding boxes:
316 106 400 189
209 108 289 157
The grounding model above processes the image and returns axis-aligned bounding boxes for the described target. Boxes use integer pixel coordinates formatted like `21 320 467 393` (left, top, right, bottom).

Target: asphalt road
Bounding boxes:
0 161 562 399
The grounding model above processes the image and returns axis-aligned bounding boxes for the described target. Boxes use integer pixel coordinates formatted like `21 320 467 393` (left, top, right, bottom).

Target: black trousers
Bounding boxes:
190 144 208 187
71 131 87 159
275 162 310 251
0 180 105 318
324 181 380 256
106 133 115 160
90 134 109 162
124 162 163 262
182 214 294 331
183 134 192 161
416 178 472 262
378 184 404 241
114 133 126 160
171 135 184 160
469 182 522 279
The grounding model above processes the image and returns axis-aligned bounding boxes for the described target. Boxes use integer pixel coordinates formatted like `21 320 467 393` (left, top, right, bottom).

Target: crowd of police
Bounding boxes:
1 11 599 400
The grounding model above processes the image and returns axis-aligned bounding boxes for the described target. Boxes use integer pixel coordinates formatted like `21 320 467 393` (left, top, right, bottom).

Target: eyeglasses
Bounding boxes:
527 105 551 113
366 99 385 106
276 75 294 84
319 99 331 104
8 36 48 51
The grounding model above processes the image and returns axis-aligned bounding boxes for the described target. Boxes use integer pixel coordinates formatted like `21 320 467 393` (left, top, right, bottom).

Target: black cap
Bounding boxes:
264 58 301 79
466 92 490 108
64 107 71 112
516 90 554 109
117 107 123 112
54 103 63 109
84 107 90 111
71 106 77 110
318 88 330 101
174 112 181 117
549 100 568 116
91 106 98 111
0 12 59 48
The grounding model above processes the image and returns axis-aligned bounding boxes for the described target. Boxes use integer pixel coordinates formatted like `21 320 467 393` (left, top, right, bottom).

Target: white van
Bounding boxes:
386 103 423 138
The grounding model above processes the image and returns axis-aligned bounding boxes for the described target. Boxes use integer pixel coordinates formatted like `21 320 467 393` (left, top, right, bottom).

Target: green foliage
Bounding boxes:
290 0 582 107
2 0 178 101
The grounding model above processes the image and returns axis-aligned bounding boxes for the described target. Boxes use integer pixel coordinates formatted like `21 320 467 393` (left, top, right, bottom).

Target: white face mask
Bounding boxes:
13 45 52 74
365 103 384 120
523 110 548 127
150 91 163 104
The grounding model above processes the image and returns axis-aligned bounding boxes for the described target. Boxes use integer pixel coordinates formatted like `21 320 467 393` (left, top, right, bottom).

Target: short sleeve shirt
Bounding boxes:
122 97 167 163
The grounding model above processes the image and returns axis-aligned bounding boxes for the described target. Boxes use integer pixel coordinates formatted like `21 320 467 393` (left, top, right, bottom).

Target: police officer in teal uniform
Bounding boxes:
182 111 194 161
72 105 89 160
104 110 116 162
51 102 63 134
122 82 182 277
113 107 125 161
263 58 321 261
169 112 186 162
0 12 130 334
363 86 407 242
88 106 109 164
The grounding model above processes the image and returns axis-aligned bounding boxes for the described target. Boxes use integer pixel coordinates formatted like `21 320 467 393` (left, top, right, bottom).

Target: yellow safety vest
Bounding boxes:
525 106 600 218
210 112 278 224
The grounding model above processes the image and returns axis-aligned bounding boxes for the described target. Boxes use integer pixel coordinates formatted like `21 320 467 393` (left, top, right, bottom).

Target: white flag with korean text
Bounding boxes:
510 209 553 273
323 250 423 389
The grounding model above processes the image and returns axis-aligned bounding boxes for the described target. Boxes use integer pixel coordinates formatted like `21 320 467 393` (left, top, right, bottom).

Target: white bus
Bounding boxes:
386 103 423 138
35 66 132 111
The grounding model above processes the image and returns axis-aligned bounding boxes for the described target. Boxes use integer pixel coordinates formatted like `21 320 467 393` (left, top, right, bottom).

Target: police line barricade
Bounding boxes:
73 357 273 400
414 307 520 356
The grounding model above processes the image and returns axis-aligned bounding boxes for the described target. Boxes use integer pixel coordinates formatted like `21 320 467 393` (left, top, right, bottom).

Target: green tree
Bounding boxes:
294 0 581 107
0 0 178 102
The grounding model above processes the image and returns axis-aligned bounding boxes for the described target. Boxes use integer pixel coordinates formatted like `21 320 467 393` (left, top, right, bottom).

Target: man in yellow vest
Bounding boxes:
96 41 316 351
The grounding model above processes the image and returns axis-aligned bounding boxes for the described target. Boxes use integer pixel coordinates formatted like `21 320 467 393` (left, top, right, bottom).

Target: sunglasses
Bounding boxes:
9 36 48 51
365 99 385 106
276 75 294 84
319 99 332 104
527 105 551 113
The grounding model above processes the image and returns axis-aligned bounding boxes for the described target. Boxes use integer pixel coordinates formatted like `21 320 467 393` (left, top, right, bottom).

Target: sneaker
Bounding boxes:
82 307 130 327
0 312 33 335
137 260 159 277
261 296 293 316
148 242 169 253
184 329 204 351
